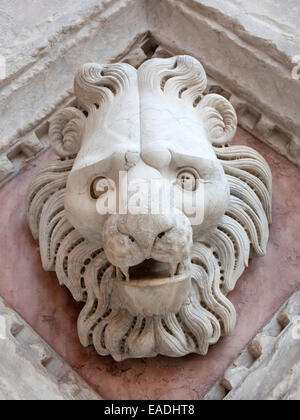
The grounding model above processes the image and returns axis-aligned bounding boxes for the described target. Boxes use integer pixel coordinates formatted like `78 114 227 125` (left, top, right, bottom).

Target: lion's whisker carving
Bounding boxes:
26 55 272 361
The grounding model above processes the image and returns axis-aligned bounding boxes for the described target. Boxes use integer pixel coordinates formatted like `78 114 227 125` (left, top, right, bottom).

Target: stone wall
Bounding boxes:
204 287 300 400
0 297 101 400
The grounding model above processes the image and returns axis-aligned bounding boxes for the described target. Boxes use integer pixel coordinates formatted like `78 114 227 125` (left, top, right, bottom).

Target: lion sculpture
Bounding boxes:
26 55 272 361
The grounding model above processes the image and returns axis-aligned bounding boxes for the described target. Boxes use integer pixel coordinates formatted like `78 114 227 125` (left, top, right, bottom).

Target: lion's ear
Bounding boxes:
49 107 86 158
198 94 237 146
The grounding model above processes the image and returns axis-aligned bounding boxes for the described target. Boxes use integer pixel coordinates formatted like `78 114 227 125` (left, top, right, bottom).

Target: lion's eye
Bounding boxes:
91 177 109 199
176 169 197 191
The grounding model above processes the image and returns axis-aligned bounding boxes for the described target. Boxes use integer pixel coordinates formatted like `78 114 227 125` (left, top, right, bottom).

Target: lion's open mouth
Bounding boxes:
115 258 190 285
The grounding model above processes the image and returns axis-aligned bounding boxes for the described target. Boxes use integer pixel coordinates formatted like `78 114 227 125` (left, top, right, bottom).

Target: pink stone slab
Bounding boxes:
0 128 299 400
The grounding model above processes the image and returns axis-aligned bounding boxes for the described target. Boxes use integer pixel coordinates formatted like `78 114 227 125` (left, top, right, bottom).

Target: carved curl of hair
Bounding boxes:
198 94 237 146
49 107 86 158
74 62 137 111
138 55 207 104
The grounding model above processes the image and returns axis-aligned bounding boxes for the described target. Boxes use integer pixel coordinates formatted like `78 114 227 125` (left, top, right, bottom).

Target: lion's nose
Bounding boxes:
102 211 193 270
117 213 175 255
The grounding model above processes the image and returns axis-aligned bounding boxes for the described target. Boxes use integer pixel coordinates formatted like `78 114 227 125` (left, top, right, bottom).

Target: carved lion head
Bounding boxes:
27 56 272 361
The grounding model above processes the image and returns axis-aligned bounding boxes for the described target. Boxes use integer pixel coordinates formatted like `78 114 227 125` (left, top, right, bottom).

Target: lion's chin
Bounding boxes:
111 258 192 317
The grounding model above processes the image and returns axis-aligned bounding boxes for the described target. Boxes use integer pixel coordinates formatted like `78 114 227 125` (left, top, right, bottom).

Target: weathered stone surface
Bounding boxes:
20 134 44 158
0 0 149 169
204 287 300 400
0 297 101 400
190 0 300 64
0 154 13 181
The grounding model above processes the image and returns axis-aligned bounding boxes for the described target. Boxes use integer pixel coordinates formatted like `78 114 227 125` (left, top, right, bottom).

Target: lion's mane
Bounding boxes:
26 142 271 360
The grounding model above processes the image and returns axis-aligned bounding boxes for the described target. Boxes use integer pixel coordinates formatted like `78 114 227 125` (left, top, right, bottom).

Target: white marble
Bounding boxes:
26 55 272 361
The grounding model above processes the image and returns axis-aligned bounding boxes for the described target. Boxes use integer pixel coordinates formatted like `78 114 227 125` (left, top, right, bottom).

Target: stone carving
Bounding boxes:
26 55 272 361
0 297 101 400
204 287 300 400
